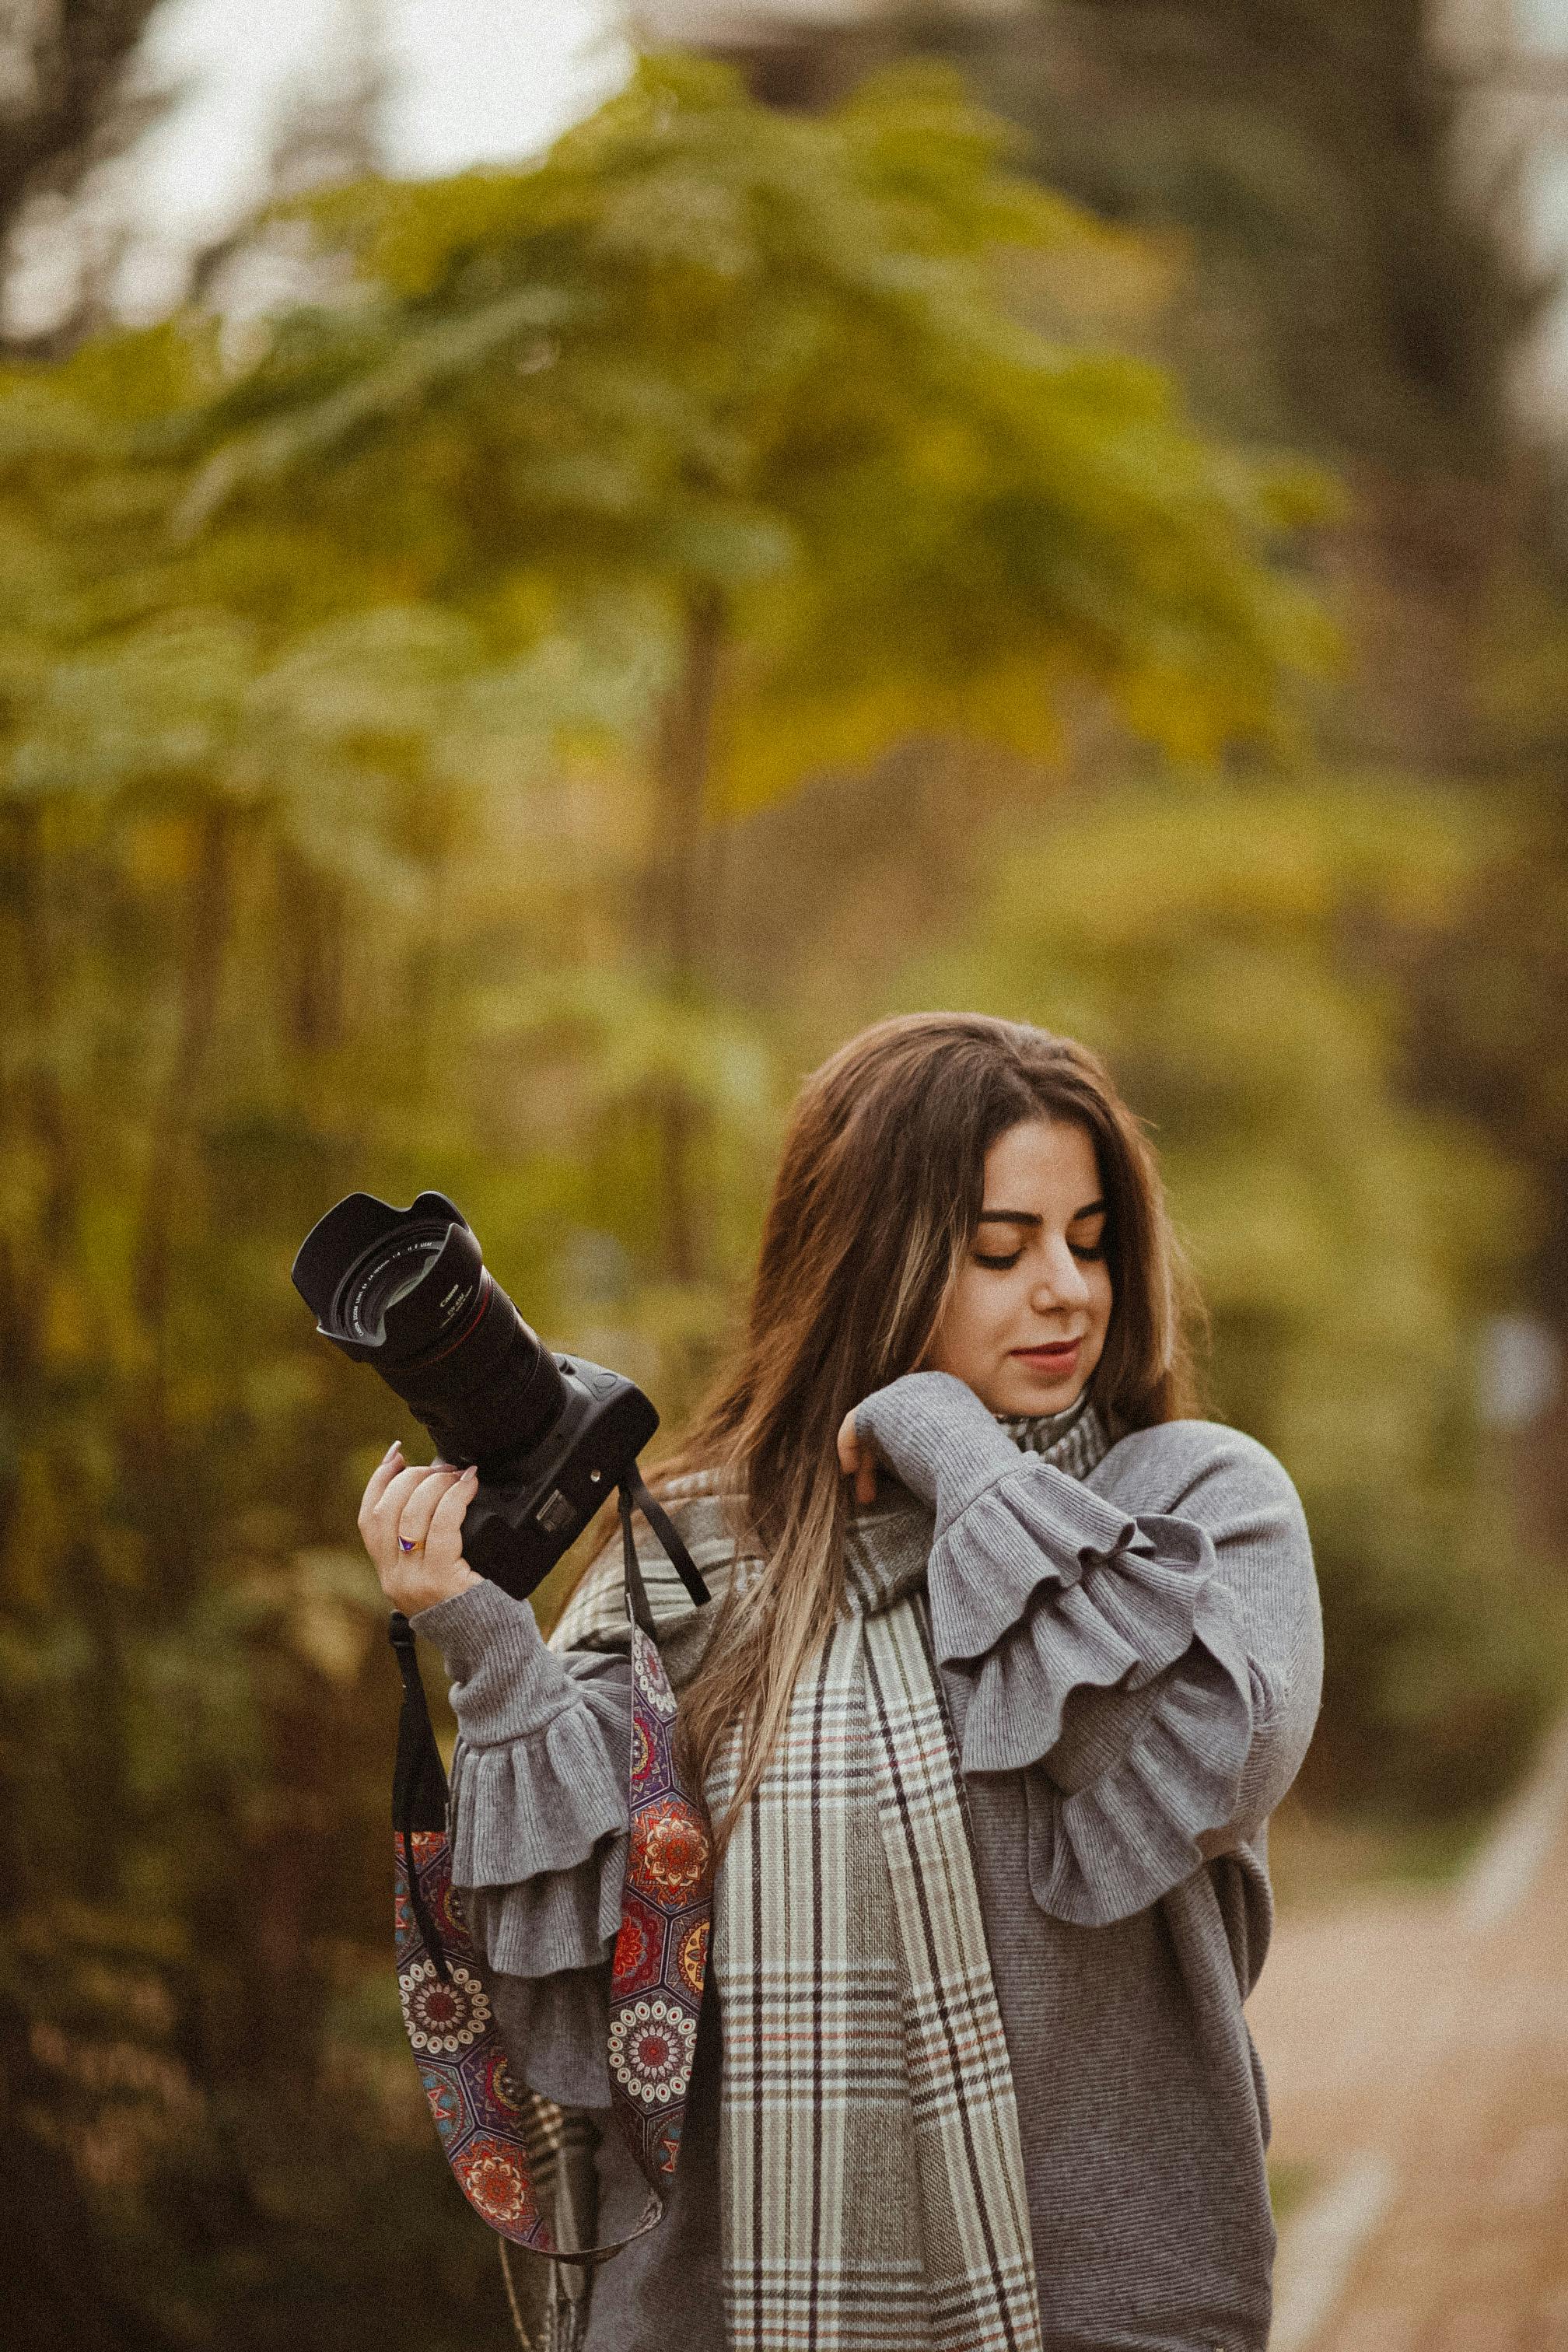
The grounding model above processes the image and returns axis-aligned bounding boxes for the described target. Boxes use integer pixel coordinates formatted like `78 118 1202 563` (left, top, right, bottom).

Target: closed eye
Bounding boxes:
975 1245 1105 1269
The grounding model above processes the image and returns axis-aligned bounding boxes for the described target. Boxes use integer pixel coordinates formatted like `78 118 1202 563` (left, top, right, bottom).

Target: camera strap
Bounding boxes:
387 1465 716 2273
617 1460 712 1634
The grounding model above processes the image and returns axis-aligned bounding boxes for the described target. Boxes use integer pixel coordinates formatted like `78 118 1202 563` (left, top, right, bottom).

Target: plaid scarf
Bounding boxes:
551 1395 1111 2350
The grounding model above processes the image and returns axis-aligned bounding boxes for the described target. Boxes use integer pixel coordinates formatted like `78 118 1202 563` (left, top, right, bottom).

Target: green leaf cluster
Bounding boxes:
156 51 1328 810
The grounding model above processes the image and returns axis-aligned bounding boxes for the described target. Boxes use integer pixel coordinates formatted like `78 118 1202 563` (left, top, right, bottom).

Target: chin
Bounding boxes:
999 1368 1087 1412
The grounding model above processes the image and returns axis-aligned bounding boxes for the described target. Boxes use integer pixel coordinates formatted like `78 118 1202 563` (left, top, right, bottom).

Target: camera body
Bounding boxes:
454 1354 656 1600
292 1189 658 1604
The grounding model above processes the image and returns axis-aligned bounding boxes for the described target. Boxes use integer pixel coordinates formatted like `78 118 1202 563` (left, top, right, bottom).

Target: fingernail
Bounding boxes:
382 1440 401 1461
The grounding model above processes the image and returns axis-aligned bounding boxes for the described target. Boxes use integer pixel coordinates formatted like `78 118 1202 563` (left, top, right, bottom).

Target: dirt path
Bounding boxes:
1248 1712 1568 2352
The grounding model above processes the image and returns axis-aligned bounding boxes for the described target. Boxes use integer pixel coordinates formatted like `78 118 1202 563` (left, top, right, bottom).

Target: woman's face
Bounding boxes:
917 1115 1113 1416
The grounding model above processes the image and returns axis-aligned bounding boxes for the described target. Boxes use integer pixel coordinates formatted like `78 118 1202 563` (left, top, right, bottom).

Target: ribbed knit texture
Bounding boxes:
411 1377 1323 2352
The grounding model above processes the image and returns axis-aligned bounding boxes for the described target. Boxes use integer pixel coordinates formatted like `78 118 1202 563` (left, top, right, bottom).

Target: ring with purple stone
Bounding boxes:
398 1535 424 1554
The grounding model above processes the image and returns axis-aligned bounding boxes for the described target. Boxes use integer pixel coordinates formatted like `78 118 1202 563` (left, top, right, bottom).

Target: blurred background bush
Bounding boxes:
2 3 1567 2344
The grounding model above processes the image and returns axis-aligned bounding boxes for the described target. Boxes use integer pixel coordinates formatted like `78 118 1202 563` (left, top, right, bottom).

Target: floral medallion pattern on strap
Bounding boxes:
389 1472 714 2260
394 1829 545 2241
604 1615 712 2174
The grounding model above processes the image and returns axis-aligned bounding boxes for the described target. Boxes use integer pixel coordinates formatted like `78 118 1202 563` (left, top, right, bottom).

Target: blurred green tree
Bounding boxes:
163 48 1328 1281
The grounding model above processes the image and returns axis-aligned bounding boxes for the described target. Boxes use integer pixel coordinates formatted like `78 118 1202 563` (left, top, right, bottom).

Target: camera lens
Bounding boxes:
343 1227 450 1342
292 1192 567 1475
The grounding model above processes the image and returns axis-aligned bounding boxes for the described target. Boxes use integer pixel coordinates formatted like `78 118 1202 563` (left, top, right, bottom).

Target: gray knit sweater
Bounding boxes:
411 1371 1323 2352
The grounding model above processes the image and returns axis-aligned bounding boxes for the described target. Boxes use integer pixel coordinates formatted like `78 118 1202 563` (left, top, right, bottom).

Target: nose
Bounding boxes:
1031 1240 1091 1312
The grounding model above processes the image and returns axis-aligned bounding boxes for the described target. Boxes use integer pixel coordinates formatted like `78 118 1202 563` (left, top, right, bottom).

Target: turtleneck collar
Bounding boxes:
992 1381 1092 1446
992 1384 1110 1481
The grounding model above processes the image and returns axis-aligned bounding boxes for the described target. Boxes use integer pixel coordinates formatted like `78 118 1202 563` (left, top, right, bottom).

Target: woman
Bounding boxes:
358 1011 1323 2352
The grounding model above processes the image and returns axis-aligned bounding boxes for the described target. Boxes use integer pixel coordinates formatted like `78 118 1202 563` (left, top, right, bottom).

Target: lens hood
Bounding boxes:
292 1191 479 1362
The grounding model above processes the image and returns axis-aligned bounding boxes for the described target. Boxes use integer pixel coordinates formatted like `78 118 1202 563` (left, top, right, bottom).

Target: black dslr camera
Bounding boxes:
292 1191 660 1604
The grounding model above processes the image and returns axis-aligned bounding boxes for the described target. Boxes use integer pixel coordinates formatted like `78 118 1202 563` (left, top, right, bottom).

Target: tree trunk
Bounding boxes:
128 800 234 1608
0 2 165 281
132 800 233 1344
3 801 78 1365
646 587 726 1286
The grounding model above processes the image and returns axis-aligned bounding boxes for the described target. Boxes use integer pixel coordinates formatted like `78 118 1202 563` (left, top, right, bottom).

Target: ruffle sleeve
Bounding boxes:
853 1372 1317 1932
445 1699 630 1974
932 1465 1256 1927
408 1577 632 1981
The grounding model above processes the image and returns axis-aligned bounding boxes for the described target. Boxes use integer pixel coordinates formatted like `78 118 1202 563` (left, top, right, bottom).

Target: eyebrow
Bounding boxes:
977 1199 1107 1228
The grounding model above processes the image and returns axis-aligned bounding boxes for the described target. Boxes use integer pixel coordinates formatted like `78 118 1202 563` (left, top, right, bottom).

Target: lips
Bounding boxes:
1012 1339 1082 1363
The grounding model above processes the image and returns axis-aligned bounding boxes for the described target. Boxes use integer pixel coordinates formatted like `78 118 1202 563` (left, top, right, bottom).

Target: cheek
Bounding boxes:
927 1271 1002 1363
943 1272 996 1343
987 1269 1043 1335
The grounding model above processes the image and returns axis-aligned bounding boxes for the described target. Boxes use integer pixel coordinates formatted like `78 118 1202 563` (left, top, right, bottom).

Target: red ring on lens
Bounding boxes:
414 1269 497 1367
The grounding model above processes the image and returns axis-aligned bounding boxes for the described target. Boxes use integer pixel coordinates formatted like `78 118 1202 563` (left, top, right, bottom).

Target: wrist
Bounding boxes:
400 1559 484 1615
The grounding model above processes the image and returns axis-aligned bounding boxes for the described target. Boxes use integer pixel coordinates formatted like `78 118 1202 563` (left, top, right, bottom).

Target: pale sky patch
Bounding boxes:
5 0 634 331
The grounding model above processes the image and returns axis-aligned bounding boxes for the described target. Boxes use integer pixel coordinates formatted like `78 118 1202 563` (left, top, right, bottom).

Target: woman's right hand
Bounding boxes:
357 1440 484 1615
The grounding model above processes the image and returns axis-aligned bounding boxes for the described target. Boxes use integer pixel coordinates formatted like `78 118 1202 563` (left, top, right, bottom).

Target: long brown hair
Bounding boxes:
568 1011 1207 1858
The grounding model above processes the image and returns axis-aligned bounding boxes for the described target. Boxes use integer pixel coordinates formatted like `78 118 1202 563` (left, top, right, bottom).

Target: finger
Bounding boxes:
366 1464 450 1563
359 1440 404 1521
428 1465 479 1537
376 1461 447 1523
397 1465 466 1550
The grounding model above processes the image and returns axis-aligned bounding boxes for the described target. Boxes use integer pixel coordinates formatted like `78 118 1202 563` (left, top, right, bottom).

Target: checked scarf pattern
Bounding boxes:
551 1395 1111 2352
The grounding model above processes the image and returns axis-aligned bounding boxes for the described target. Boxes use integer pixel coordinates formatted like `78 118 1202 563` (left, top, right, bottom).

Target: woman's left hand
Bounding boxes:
837 1407 888 1507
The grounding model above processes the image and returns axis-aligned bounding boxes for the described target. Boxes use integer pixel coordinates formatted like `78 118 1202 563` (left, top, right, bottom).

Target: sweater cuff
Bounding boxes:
410 1577 566 1747
856 1368 1138 1552
853 1370 1024 1522
1020 1625 1256 1927
411 1577 633 1976
926 1453 1164 1668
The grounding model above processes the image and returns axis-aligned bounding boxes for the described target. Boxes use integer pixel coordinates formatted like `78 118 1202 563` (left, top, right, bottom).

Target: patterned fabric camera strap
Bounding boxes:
388 1464 714 2263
